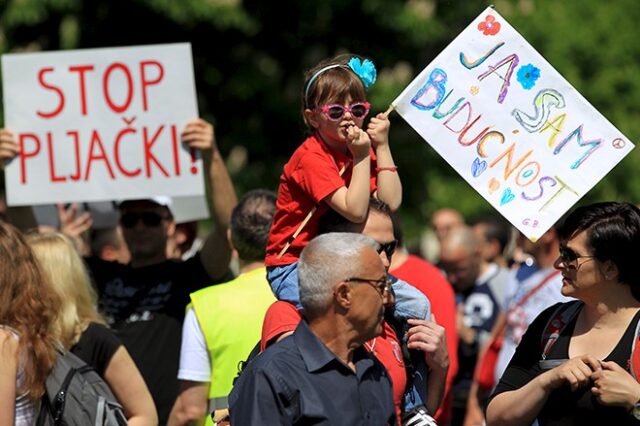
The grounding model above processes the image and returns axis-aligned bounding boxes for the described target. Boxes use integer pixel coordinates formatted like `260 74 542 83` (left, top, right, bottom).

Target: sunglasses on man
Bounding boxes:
376 240 398 260
120 212 168 228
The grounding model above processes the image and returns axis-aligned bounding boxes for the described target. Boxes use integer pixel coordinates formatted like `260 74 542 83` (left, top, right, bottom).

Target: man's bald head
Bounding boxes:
439 226 481 292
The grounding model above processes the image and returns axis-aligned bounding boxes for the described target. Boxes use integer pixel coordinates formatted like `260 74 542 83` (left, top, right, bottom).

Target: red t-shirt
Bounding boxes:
261 301 406 423
390 254 459 425
265 134 377 267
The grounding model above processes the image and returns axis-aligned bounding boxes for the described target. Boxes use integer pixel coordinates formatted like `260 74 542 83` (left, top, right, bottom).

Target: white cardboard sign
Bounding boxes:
2 43 204 206
393 7 634 241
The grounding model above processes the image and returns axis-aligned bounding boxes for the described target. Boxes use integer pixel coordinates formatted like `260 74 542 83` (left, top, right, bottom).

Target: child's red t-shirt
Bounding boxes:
265 134 377 267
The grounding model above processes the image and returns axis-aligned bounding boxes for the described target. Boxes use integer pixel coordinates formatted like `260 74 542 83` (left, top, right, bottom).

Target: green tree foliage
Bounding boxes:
1 0 638 247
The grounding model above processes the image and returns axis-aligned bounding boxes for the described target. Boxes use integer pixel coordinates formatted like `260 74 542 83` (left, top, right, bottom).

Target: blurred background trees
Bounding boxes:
1 0 639 249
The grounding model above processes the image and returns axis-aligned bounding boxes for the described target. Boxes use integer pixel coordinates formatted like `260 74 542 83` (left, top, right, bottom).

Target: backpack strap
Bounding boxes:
630 314 640 381
277 162 348 259
540 300 583 360
36 394 52 426
540 301 640 382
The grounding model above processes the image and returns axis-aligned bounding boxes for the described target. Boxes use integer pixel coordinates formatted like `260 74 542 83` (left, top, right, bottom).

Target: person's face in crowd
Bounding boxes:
432 209 463 242
517 231 537 258
473 223 499 263
361 211 398 273
112 225 132 264
119 200 174 261
345 246 390 342
554 230 603 299
439 245 479 292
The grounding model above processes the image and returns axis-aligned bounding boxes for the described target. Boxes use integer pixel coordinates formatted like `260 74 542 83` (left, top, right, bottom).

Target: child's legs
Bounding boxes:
403 349 429 412
389 275 431 321
388 275 432 413
267 263 302 310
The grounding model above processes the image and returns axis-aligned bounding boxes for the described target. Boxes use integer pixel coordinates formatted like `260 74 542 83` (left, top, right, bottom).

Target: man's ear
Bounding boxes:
601 260 619 281
166 219 177 238
304 108 319 129
227 228 239 259
226 228 234 251
334 282 352 309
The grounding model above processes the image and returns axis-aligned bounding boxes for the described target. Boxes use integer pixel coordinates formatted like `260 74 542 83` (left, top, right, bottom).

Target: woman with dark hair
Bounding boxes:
486 202 640 425
0 222 60 425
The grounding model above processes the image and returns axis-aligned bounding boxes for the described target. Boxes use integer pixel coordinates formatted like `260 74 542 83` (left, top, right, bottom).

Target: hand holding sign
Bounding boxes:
181 118 216 161
0 128 19 168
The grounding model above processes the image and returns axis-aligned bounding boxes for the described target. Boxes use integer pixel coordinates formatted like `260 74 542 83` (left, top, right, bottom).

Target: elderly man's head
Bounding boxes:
439 226 482 292
298 232 389 341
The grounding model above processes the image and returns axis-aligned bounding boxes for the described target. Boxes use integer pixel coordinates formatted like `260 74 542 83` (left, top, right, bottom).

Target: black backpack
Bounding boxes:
36 350 128 425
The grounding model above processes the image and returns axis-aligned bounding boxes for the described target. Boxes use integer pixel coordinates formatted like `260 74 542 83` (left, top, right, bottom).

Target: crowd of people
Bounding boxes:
1 52 640 426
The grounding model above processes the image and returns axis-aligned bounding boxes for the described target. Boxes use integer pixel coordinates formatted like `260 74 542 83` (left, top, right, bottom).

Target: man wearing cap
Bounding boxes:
82 118 237 423
0 118 236 423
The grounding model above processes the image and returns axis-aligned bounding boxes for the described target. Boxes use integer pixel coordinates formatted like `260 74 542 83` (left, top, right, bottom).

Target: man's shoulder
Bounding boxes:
247 335 302 373
190 269 273 318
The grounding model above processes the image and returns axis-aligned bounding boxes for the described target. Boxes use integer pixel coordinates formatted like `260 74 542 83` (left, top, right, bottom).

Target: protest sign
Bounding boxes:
392 7 634 241
2 43 203 206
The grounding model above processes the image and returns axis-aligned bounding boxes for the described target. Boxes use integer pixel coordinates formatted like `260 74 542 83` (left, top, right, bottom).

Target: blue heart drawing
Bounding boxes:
471 158 487 177
500 188 515 206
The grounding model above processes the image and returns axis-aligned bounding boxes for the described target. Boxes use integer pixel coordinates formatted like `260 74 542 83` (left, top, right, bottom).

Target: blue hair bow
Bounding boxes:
348 57 377 89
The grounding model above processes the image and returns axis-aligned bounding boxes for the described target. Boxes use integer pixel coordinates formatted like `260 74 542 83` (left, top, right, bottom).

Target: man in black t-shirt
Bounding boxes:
86 119 237 424
2 119 236 424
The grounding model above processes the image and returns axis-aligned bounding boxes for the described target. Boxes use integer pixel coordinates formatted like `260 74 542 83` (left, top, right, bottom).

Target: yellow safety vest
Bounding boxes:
189 267 275 426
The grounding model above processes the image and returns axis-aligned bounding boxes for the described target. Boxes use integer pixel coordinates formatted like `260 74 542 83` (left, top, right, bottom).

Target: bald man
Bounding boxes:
439 226 509 426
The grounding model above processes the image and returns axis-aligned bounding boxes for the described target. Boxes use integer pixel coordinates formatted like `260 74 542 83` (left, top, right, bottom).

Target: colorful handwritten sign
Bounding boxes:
2 43 203 206
392 7 634 241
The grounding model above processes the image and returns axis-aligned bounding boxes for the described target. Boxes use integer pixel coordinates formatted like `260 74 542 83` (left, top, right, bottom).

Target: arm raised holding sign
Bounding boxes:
2 118 238 423
181 118 237 282
0 128 39 231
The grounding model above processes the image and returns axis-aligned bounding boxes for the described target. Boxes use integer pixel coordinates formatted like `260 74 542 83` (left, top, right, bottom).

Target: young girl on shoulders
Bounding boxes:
265 54 402 298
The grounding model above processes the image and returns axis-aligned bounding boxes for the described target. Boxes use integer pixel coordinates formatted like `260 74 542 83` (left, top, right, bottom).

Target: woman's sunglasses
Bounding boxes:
318 101 371 121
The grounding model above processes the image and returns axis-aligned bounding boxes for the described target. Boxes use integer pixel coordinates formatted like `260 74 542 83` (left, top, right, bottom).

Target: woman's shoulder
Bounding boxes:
84 321 116 335
78 322 122 347
0 326 19 359
0 325 19 342
519 301 580 339
538 300 580 318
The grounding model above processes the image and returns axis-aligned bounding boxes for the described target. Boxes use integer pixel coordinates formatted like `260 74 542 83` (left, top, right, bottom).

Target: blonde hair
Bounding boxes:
26 232 106 349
